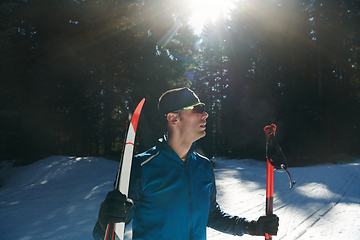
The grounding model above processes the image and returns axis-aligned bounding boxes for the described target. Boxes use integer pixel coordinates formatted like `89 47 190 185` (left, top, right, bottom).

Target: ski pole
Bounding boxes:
263 124 296 240
264 124 276 240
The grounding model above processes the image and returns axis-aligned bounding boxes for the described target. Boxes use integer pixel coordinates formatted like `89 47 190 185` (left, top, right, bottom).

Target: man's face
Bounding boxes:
177 106 209 142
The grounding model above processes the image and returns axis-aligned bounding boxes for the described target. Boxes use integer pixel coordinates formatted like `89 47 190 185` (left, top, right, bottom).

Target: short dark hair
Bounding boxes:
158 87 201 131
158 87 200 117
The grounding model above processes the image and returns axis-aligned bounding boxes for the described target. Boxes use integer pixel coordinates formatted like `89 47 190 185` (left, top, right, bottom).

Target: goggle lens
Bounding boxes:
165 103 205 116
191 104 205 114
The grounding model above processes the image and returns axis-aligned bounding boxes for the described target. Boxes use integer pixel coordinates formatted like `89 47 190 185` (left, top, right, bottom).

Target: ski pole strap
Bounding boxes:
264 124 296 190
264 124 287 170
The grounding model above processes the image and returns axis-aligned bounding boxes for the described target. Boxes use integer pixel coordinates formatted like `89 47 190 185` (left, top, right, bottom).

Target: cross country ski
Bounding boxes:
105 98 145 240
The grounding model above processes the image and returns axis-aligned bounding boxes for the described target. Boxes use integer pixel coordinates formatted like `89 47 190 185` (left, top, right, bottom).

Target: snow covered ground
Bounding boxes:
0 156 359 240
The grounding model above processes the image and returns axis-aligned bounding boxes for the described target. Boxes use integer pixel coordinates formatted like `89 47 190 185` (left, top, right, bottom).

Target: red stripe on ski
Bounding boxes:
104 223 115 240
131 98 145 133
104 224 109 240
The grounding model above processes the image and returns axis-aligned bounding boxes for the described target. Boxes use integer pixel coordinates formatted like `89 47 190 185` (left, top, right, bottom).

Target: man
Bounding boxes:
93 87 279 240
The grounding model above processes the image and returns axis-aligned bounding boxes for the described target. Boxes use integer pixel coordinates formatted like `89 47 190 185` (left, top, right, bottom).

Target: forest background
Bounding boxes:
1 0 360 167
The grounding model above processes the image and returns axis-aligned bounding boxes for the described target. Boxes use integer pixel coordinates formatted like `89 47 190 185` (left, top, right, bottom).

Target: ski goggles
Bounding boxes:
165 102 205 116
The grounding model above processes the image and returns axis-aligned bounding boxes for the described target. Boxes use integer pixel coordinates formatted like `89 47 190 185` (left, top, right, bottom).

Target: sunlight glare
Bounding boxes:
188 0 236 34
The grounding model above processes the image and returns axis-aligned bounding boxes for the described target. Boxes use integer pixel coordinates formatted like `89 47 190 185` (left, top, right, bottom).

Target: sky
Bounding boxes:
0 156 359 240
187 0 236 34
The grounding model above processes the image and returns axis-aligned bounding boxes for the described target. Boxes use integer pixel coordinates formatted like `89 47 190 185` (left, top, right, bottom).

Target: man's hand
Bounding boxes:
98 190 134 233
243 214 279 236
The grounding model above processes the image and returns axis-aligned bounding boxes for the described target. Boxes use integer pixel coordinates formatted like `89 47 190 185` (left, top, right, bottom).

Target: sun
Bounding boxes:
187 0 236 34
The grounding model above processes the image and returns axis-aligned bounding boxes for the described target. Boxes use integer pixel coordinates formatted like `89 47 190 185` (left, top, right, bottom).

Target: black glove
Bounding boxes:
243 214 279 236
98 190 134 236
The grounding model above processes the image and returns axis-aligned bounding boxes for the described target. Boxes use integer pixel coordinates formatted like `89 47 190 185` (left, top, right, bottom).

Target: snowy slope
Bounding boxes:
207 158 360 240
0 156 359 240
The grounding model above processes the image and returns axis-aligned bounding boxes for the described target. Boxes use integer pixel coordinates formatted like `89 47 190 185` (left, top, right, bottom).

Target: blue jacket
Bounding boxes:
94 139 246 240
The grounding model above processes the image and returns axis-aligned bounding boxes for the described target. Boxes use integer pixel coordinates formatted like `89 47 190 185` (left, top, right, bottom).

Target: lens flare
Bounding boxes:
157 23 182 48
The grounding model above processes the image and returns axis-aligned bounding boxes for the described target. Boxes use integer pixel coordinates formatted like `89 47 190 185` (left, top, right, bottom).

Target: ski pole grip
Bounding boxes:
264 124 276 140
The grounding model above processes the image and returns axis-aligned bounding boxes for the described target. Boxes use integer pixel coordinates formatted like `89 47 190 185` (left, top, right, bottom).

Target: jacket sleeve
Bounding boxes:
207 168 246 236
93 221 103 240
126 156 143 223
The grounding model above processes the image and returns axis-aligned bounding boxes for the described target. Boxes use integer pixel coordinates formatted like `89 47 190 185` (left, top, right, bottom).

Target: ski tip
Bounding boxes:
139 98 146 104
135 98 146 113
131 98 146 132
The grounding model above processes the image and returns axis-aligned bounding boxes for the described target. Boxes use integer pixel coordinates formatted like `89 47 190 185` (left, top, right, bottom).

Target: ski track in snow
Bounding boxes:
207 158 360 240
0 156 359 240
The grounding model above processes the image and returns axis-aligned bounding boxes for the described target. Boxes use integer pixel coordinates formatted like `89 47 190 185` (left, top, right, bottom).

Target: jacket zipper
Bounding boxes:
185 162 193 240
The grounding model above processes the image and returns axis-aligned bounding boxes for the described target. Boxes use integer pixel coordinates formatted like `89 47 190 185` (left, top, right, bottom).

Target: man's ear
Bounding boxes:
166 113 179 125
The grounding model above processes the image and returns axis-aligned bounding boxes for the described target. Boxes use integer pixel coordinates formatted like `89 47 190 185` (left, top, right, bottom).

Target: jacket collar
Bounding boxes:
157 138 196 162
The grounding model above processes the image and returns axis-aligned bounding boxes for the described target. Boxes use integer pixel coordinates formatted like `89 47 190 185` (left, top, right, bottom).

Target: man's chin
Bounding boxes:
198 131 206 139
